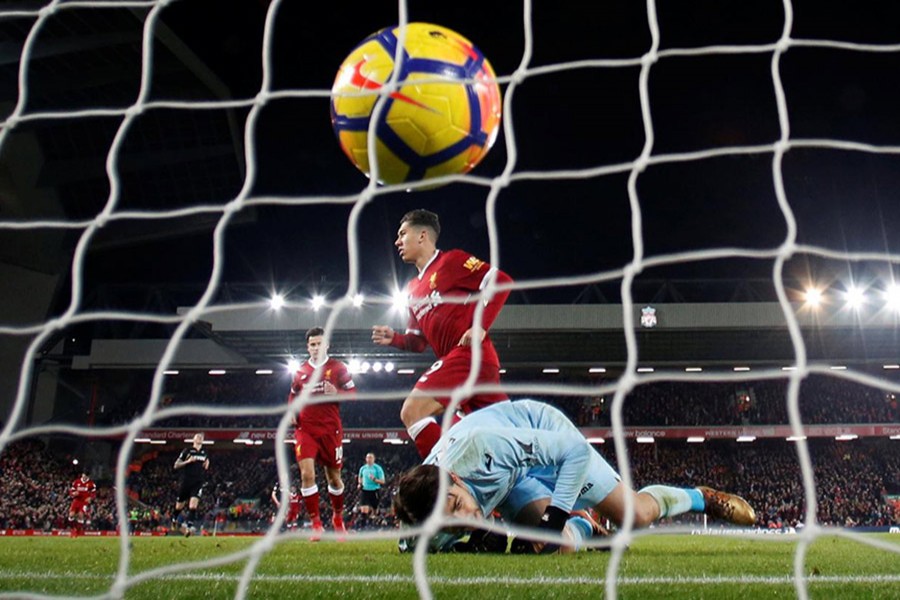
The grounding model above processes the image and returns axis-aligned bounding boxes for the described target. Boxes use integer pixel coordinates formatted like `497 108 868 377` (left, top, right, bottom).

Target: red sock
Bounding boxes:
412 421 443 458
329 488 345 521
301 488 321 524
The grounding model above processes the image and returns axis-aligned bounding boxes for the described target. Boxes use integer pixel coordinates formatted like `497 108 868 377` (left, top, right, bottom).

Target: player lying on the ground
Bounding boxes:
393 399 756 553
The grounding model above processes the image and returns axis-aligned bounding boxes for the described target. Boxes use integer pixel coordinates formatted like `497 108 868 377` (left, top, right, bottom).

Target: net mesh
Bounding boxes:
2 1 900 598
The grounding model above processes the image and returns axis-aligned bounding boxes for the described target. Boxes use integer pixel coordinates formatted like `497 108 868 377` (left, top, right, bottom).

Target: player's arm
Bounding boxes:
372 308 428 352
203 457 210 470
173 450 192 470
451 252 513 345
271 487 281 507
334 362 356 398
373 466 386 486
286 373 304 425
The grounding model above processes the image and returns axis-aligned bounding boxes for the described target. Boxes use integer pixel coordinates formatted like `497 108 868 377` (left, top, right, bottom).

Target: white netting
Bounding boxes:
2 1 900 599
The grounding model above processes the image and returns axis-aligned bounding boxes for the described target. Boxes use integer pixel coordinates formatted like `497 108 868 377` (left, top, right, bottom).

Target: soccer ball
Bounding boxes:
330 23 502 186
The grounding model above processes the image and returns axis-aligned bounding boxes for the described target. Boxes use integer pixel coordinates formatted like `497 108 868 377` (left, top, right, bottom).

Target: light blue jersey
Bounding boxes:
423 399 620 522
358 463 385 491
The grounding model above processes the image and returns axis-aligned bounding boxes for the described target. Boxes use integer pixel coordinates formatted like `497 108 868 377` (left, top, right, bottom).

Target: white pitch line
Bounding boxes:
1 571 899 587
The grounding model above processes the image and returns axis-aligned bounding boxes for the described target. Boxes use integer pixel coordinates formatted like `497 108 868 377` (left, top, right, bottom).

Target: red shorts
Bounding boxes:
69 500 89 515
413 346 508 415
294 425 343 469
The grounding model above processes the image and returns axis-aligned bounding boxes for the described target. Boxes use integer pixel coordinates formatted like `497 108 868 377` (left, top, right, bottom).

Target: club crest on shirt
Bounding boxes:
463 256 485 272
429 272 438 290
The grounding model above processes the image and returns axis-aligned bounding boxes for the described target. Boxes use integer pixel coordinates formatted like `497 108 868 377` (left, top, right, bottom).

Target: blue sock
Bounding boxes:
639 485 698 518
686 488 705 512
565 516 594 551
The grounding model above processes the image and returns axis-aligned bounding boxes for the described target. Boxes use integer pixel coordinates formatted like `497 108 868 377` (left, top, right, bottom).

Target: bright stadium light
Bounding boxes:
885 284 900 311
685 367 703 372
72 459 79 465
636 367 654 373
269 293 285 310
287 358 300 372
636 436 655 444
585 437 605 444
163 369 179 375
542 367 560 374
844 285 865 309
348 358 361 374
686 437 705 443
804 287 823 307
360 361 371 373
311 294 325 311
372 361 383 372
736 436 756 443
352 293 364 308
396 368 415 375
208 369 226 375
588 367 606 373
835 434 858 441
384 362 395 372
392 289 408 312
255 369 274 375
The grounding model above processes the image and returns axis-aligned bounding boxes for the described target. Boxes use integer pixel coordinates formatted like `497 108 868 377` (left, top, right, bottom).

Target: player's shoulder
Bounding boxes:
443 248 487 271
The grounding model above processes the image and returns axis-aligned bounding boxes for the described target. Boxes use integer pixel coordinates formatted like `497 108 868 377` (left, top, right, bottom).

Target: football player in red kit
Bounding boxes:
68 470 96 536
288 327 356 540
372 209 513 458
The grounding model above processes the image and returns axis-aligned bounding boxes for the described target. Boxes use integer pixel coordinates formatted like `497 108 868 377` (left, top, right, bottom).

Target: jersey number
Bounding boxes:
419 359 443 383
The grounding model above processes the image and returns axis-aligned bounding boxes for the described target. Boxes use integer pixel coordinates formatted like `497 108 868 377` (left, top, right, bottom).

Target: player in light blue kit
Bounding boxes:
393 399 756 553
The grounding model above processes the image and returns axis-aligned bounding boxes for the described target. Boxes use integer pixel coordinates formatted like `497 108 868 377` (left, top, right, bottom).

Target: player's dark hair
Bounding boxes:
393 464 441 525
305 326 325 341
401 209 441 242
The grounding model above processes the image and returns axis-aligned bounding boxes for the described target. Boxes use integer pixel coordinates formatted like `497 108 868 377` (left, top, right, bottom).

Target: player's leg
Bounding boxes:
67 504 78 536
295 431 325 539
403 350 508 458
593 482 755 527
400 392 445 459
324 464 347 538
185 495 200 536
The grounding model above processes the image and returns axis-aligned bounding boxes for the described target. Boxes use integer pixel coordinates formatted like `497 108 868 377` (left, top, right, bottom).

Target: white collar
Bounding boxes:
417 249 441 280
308 356 329 368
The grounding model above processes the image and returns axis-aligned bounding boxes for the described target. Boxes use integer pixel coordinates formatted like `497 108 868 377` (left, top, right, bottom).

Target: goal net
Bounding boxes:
2 0 900 598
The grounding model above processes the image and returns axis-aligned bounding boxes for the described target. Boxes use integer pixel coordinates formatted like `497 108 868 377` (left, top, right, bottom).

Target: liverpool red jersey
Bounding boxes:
287 357 355 429
392 249 512 365
69 476 96 502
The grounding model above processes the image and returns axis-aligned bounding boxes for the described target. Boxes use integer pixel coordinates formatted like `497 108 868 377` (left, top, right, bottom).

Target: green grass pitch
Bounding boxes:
0 533 898 599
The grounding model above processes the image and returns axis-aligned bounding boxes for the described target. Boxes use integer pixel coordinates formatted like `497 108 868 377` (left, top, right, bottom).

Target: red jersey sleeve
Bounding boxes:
447 250 513 330
287 371 303 403
334 361 356 396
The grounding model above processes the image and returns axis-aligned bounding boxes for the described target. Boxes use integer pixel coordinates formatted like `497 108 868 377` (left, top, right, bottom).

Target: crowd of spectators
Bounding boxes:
65 369 900 431
1 434 898 534
0 440 118 532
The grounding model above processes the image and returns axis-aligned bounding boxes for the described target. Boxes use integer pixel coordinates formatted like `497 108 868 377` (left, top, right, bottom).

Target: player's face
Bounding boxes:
395 223 424 264
445 481 483 521
366 454 375 465
307 335 327 361
193 433 203 448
